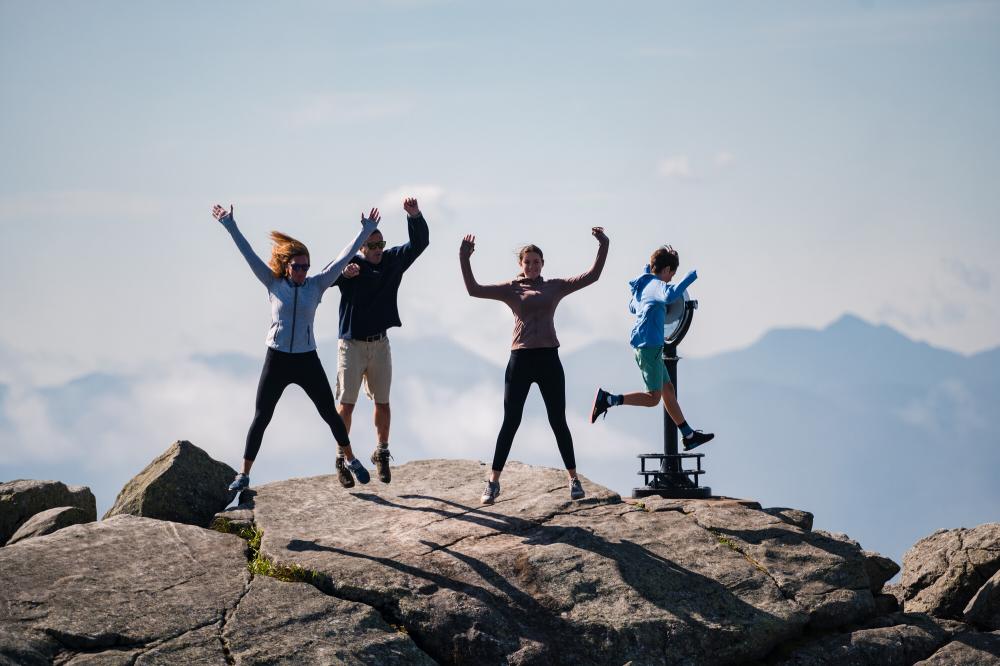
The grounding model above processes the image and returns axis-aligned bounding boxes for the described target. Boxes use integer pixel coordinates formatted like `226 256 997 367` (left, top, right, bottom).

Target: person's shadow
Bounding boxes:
286 492 794 664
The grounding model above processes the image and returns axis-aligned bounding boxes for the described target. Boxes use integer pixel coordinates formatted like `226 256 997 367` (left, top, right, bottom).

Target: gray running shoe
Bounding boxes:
480 480 500 505
335 456 355 488
570 478 585 500
227 473 249 493
348 458 370 485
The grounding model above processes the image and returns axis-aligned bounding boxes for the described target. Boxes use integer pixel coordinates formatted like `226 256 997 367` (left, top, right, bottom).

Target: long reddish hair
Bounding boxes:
268 231 309 278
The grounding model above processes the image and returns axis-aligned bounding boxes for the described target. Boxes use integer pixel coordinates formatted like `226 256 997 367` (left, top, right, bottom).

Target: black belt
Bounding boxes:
358 331 387 342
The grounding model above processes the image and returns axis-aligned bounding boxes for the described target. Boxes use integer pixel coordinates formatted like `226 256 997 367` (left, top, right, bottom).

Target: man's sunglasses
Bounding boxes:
365 241 387 250
290 263 310 272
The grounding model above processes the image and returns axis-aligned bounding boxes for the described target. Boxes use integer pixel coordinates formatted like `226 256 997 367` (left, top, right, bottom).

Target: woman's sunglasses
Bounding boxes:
289 263 310 272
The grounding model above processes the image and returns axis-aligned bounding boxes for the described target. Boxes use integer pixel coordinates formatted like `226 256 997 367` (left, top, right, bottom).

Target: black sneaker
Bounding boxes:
682 431 715 452
370 448 393 484
480 480 500 505
590 388 613 423
570 478 585 500
335 456 355 488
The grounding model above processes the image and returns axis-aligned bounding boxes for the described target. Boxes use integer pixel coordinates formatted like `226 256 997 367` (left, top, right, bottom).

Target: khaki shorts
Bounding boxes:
336 337 392 404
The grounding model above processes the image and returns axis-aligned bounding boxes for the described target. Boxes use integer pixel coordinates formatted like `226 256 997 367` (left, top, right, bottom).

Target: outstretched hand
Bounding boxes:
592 226 608 243
362 207 381 227
403 197 420 217
460 234 476 257
212 204 233 223
342 263 360 279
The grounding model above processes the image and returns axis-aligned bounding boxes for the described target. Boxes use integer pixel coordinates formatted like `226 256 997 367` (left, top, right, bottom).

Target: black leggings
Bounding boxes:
243 348 350 461
492 347 576 472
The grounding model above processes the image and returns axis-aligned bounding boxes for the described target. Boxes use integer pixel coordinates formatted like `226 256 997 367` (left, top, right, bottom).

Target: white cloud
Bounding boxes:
943 258 991 293
376 185 449 219
876 301 968 331
657 156 694 180
0 343 652 512
895 378 987 433
0 344 94 386
657 152 735 181
715 151 736 168
401 377 503 459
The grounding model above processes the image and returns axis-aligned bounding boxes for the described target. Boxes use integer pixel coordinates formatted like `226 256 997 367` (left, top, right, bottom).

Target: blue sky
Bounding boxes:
1 1 998 561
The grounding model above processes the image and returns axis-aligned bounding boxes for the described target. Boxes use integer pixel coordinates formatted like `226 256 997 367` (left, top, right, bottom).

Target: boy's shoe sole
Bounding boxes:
335 456 355 488
590 388 611 423
682 432 715 452
370 448 392 484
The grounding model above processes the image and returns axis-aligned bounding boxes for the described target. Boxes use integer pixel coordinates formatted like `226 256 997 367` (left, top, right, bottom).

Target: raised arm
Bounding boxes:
559 227 610 296
383 197 430 271
213 204 274 287
459 235 514 301
657 269 698 304
315 208 382 290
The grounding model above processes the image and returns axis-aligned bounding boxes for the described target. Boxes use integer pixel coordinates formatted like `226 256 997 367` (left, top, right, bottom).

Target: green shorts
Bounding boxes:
634 346 670 391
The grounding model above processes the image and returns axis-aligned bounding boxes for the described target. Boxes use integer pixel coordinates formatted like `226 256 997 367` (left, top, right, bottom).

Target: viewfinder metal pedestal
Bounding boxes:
632 296 712 499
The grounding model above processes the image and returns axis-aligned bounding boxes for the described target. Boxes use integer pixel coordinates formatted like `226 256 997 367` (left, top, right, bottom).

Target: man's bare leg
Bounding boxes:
374 402 390 445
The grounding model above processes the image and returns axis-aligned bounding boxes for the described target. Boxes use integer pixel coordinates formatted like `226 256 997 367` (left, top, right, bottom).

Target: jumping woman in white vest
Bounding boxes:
212 203 380 492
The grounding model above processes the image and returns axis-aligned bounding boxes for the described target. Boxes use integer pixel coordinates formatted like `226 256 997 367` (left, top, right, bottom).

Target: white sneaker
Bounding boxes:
480 480 500 505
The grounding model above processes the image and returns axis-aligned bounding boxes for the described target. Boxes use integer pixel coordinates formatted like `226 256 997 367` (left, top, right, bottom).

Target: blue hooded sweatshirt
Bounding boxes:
628 267 698 348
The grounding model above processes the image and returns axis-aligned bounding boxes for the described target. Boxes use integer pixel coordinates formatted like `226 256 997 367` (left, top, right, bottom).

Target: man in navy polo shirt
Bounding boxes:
333 197 429 486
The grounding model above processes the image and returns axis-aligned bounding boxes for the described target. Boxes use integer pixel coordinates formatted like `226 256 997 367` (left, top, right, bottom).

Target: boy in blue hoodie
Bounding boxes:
590 246 714 451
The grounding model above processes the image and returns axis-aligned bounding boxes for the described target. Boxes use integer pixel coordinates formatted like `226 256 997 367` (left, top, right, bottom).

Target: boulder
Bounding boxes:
0 515 249 664
764 507 814 532
211 506 255 535
0 514 430 664
246 458 904 664
225 575 434 664
0 480 95 546
772 612 963 665
965 568 1000 630
6 456 990 665
684 510 876 629
901 523 1000 619
6 506 92 545
862 549 901 593
103 440 238 527
884 582 907 609
874 593 901 616
917 630 1000 664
